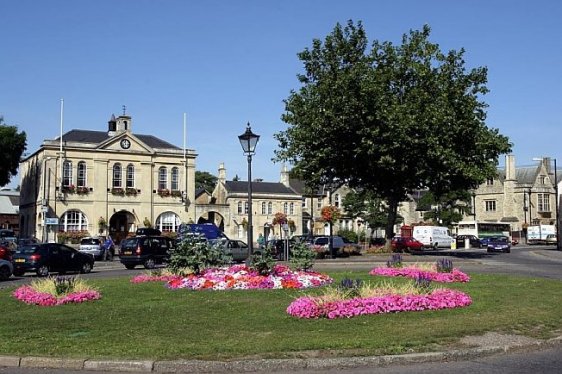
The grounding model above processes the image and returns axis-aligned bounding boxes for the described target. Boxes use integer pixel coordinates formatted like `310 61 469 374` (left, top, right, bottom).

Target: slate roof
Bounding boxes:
496 166 562 186
57 130 180 150
224 181 297 195
0 191 19 214
287 178 325 196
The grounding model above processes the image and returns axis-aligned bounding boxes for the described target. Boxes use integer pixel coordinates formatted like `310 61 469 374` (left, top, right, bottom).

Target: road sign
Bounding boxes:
45 218 59 225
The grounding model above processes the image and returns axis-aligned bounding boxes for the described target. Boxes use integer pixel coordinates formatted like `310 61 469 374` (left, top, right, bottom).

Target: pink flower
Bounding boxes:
12 286 101 307
369 266 470 282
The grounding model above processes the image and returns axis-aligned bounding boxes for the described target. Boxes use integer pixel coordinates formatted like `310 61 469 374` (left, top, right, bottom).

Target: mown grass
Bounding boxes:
1 272 561 360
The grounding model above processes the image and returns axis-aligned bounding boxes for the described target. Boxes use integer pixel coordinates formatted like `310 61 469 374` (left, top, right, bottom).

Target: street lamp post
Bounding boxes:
554 159 560 251
238 123 260 261
471 191 476 222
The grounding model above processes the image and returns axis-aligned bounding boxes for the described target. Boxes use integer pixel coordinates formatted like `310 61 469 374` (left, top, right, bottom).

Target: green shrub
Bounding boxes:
289 242 316 271
251 245 277 275
168 238 231 275
337 229 358 243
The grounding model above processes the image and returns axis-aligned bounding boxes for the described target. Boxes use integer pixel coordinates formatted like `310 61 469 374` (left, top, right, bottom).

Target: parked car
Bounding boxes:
17 237 40 248
0 259 13 281
0 245 12 261
12 243 94 276
309 236 346 257
341 237 362 255
209 239 250 263
455 235 481 249
486 236 511 253
119 235 173 269
391 236 424 252
545 234 557 245
79 237 109 261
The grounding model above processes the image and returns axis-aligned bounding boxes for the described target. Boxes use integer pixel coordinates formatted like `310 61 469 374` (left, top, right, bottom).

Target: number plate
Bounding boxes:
15 259 25 263
123 251 132 255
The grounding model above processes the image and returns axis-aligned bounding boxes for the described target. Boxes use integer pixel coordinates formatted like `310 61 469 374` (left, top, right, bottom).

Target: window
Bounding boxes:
63 161 72 186
317 198 322 209
158 167 167 190
156 212 180 232
261 202 266 215
334 193 340 208
302 198 307 208
289 202 294 215
171 167 179 191
77 162 86 187
283 202 288 214
486 178 494 186
538 193 551 212
237 201 243 214
267 202 272 215
59 210 88 232
126 164 135 188
112 163 122 188
244 201 249 214
485 200 496 212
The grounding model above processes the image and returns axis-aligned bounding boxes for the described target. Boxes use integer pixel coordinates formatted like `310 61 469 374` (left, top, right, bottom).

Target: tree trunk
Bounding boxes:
385 197 399 249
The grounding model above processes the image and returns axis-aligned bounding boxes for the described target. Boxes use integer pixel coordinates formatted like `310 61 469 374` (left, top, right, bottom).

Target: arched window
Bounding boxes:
59 210 88 232
261 202 266 215
158 167 168 190
171 167 179 191
237 201 243 214
63 161 72 186
126 164 135 188
113 163 122 188
267 202 273 215
77 161 87 187
156 212 180 233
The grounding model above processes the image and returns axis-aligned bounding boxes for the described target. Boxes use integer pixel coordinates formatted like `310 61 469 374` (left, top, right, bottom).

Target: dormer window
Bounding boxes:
486 178 494 186
539 175 546 185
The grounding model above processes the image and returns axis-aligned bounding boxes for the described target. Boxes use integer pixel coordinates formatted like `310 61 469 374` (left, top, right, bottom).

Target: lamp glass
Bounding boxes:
238 123 260 154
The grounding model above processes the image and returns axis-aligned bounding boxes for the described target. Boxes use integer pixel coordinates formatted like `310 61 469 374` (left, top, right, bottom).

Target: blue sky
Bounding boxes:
2 0 561 187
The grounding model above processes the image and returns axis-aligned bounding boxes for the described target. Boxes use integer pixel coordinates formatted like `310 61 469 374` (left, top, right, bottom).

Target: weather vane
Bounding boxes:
122 105 126 115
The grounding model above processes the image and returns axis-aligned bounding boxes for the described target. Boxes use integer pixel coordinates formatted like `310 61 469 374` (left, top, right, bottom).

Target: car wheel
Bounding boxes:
80 262 92 274
36 265 49 277
125 264 136 270
0 265 11 281
13 269 25 277
144 258 156 269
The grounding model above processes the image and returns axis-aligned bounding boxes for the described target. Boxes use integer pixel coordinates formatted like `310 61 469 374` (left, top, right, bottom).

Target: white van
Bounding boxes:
412 226 454 249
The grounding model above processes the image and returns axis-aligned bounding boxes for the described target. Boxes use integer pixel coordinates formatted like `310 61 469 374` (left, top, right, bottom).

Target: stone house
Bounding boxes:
19 113 196 243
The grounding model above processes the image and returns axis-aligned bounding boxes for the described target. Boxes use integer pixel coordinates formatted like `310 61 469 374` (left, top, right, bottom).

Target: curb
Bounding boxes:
1 335 560 373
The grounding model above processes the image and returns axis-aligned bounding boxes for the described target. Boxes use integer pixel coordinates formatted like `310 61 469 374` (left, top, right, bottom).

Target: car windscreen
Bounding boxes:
120 238 140 250
15 245 41 254
81 238 100 245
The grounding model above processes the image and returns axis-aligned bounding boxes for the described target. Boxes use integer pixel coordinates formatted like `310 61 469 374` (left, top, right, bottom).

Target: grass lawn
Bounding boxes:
1 271 561 361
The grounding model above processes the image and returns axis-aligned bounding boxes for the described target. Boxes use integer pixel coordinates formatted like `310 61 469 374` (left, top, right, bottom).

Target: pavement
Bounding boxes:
2 246 562 373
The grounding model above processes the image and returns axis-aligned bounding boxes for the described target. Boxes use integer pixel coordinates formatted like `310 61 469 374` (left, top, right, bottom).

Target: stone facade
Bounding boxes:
19 114 196 243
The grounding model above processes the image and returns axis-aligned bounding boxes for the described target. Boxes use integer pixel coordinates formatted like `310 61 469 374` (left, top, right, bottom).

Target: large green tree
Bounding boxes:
417 190 471 227
0 117 27 187
342 189 399 240
275 21 511 241
194 171 217 192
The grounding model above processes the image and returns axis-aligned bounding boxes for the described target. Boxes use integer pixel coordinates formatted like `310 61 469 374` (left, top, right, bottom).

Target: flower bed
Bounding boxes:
12 285 101 307
131 274 180 283
287 289 472 319
369 267 470 283
163 264 332 290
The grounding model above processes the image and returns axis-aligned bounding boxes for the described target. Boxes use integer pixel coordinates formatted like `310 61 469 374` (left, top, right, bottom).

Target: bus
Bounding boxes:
456 221 511 239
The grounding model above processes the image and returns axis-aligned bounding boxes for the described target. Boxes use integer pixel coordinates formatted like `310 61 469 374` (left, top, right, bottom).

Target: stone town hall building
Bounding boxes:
19 114 196 243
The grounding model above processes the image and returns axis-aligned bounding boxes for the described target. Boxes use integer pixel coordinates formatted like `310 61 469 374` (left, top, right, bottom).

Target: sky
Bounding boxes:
1 0 561 188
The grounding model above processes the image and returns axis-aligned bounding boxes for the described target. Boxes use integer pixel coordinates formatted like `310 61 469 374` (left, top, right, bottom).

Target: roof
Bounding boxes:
288 178 325 196
224 181 297 195
58 130 180 150
0 194 19 214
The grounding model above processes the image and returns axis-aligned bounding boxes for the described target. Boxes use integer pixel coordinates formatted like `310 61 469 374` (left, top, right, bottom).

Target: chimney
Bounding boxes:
280 164 290 187
505 154 516 181
218 163 226 183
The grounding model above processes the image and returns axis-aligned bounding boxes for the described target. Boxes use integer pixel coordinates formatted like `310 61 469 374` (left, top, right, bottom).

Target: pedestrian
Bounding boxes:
103 236 115 261
257 233 265 249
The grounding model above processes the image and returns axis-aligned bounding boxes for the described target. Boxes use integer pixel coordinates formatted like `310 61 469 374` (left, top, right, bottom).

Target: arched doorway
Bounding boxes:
109 211 136 244
197 211 225 232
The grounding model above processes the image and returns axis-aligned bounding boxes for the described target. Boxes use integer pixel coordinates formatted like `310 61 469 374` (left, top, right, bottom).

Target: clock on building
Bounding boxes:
120 139 131 149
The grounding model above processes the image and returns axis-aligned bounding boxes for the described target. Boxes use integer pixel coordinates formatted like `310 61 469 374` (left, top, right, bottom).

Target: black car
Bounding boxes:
12 243 94 277
119 235 173 269
486 236 511 253
455 235 481 249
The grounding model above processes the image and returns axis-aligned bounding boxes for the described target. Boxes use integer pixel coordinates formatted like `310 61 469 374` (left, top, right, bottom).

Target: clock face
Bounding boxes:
120 139 131 149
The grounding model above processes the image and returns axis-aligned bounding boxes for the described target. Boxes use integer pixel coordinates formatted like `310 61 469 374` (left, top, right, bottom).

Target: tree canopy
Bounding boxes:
0 117 27 187
195 171 218 192
275 21 511 239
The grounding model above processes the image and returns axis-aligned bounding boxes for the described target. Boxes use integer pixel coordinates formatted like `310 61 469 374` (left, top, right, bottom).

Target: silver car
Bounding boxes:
79 237 104 260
